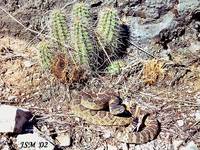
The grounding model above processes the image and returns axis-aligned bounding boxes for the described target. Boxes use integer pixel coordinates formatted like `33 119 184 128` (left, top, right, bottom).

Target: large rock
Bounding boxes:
0 105 32 133
177 0 200 15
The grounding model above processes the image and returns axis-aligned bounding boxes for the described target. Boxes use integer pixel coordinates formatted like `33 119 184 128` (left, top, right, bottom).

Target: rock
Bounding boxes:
2 145 9 150
181 141 198 150
177 0 200 15
0 105 32 133
102 130 112 139
16 133 55 150
130 12 175 41
107 144 118 150
7 95 17 101
195 110 200 121
119 143 128 150
177 120 184 127
55 133 71 147
96 145 105 150
173 140 184 150
195 92 200 106
23 60 35 68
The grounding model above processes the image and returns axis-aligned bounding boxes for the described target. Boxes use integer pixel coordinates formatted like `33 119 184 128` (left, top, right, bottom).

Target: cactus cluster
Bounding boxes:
37 2 126 77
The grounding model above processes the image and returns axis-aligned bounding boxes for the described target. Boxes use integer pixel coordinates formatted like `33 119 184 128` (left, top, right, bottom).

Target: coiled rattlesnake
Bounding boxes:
70 91 159 144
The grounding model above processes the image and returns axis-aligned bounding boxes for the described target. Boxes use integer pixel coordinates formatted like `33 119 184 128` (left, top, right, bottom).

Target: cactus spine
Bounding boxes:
71 2 94 66
37 41 53 70
96 7 119 49
106 60 125 75
50 9 69 52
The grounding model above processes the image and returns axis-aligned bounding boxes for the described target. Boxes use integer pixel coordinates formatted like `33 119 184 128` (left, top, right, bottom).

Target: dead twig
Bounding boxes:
129 41 156 58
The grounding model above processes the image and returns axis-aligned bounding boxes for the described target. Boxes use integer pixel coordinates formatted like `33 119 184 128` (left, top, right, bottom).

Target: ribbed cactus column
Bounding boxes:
71 2 94 67
106 60 125 75
71 2 90 24
50 9 69 53
37 41 53 70
96 7 120 51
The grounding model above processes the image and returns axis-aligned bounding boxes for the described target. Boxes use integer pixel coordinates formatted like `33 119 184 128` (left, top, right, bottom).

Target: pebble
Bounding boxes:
8 95 17 101
181 141 198 150
173 140 183 150
107 144 118 150
56 133 71 147
102 130 112 139
195 110 200 121
96 145 105 150
23 60 35 68
177 120 184 127
2 145 9 150
119 143 128 150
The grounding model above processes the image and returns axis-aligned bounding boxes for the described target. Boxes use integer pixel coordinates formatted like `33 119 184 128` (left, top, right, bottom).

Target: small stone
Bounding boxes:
96 145 105 150
8 95 17 101
195 110 200 121
177 120 184 127
56 133 71 147
107 144 118 150
2 145 9 150
17 133 55 150
173 140 183 150
75 117 80 122
181 141 198 150
119 143 128 150
23 60 35 68
103 130 112 139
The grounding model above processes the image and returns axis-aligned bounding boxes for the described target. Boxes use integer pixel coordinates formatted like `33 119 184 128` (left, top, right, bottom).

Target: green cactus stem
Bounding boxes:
50 9 69 52
71 2 95 66
106 60 125 75
96 7 119 48
71 18 94 65
37 41 53 70
71 2 90 25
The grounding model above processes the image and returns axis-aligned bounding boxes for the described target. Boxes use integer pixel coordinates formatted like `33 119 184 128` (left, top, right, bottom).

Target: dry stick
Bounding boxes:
115 60 142 84
95 32 112 64
0 6 40 35
129 41 156 58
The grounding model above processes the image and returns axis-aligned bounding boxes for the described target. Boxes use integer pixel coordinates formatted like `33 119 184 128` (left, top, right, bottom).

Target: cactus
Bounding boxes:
71 2 90 26
71 2 95 66
106 60 125 75
71 19 94 65
37 41 53 70
96 7 119 49
50 9 69 52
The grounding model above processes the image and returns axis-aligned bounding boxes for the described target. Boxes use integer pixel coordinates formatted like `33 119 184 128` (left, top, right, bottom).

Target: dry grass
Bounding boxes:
141 59 165 85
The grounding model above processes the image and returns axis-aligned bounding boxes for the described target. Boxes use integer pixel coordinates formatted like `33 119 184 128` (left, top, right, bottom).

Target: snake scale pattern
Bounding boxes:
71 91 159 144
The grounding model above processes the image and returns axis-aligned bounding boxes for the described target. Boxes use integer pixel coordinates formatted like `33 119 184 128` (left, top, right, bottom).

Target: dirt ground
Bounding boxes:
0 0 200 150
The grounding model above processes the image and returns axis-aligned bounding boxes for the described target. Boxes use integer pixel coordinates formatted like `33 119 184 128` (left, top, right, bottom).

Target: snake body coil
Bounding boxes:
71 91 159 144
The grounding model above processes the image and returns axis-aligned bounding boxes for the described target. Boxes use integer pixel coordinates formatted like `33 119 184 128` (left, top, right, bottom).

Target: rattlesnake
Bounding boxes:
70 91 159 144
